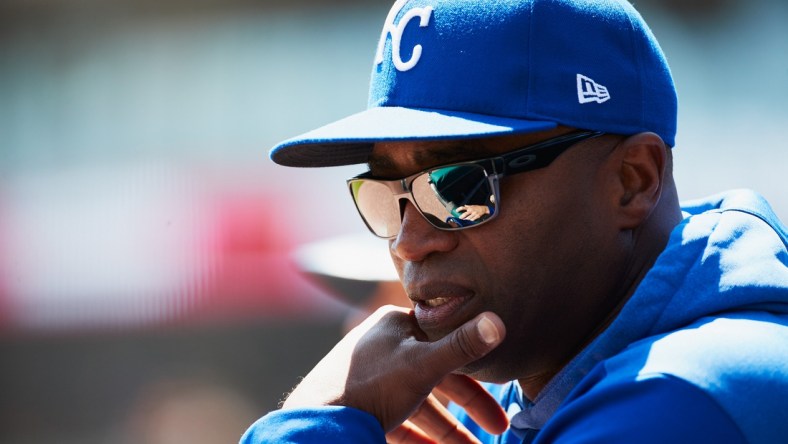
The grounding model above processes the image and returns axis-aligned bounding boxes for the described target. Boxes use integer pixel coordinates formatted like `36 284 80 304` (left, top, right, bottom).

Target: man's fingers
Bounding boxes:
435 374 509 435
422 312 506 377
386 420 434 444
408 395 481 444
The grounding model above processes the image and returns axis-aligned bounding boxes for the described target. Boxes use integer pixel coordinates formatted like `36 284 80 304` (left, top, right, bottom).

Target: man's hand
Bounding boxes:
456 205 490 221
386 374 509 443
282 306 508 441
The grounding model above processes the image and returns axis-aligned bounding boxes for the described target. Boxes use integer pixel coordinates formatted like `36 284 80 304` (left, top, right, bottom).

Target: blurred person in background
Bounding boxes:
292 233 409 333
242 0 788 443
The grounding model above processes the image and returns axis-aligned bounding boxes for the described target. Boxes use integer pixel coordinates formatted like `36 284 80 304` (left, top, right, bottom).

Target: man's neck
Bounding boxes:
517 184 683 402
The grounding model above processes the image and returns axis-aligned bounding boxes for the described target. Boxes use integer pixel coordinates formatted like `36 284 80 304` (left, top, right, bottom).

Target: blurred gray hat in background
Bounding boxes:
292 233 399 305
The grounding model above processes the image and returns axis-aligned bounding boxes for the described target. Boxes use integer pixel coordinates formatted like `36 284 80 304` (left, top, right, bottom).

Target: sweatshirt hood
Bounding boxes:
510 189 788 431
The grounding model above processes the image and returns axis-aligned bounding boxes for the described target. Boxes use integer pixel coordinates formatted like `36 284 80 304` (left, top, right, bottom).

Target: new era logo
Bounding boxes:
577 74 610 104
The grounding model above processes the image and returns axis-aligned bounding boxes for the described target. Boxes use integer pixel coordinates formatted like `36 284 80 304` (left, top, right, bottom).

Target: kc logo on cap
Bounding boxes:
374 0 434 72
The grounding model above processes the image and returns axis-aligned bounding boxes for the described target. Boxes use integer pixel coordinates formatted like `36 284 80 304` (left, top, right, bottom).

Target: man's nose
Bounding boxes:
390 201 458 263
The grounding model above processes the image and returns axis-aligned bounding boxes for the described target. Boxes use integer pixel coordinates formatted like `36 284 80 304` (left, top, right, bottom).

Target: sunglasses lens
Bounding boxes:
350 164 496 238
412 164 495 229
349 179 401 238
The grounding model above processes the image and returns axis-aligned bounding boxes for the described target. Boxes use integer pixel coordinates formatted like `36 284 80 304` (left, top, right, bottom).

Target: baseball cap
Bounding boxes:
270 0 677 168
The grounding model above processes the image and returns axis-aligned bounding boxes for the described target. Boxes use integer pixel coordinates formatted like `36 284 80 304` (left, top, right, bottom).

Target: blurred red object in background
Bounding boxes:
192 189 342 324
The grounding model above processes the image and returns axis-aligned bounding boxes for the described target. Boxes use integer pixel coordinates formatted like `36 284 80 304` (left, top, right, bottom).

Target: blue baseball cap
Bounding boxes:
270 0 677 167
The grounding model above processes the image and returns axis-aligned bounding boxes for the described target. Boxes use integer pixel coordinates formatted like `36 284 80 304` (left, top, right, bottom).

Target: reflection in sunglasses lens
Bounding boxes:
413 165 495 229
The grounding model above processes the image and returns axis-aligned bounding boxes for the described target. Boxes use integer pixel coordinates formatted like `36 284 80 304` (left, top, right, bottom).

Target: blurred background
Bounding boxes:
0 0 786 442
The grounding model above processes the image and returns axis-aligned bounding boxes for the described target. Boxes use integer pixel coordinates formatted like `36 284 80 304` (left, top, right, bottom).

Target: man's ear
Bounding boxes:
610 132 668 229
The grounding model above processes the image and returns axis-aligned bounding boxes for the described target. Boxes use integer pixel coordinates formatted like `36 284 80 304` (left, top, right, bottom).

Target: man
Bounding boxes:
242 0 788 442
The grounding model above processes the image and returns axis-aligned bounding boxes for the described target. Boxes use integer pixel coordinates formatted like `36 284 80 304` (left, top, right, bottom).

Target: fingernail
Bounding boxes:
477 315 499 345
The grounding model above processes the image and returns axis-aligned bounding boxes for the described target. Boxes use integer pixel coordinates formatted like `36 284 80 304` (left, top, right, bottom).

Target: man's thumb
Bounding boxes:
425 312 506 374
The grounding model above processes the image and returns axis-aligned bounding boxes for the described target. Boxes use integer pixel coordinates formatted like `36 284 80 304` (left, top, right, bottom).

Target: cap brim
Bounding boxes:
270 106 558 167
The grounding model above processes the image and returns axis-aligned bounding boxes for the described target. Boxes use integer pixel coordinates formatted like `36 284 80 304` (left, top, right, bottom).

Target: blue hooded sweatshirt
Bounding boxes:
241 189 788 443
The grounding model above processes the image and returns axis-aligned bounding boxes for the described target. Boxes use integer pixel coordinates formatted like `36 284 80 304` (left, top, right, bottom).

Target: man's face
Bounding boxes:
368 128 629 386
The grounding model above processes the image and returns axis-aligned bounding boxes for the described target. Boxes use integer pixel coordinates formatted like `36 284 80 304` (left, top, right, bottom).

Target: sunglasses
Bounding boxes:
347 130 603 239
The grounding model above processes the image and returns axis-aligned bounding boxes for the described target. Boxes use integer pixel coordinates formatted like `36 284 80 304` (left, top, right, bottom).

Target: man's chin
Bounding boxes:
453 352 512 385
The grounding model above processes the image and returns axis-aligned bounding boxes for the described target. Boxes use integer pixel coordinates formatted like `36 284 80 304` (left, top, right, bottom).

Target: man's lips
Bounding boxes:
410 284 475 334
